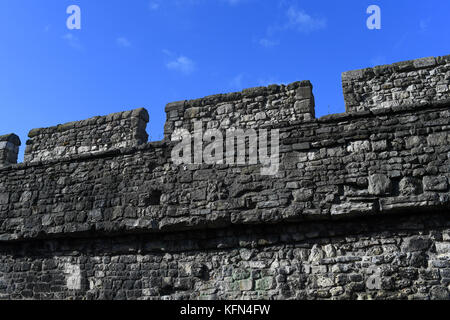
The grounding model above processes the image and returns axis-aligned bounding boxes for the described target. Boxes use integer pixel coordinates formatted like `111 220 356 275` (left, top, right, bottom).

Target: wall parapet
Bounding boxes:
342 55 450 112
24 108 149 163
0 134 21 167
164 80 315 140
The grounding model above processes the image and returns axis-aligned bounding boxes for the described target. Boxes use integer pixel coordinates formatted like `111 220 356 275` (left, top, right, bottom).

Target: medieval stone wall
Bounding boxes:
0 55 449 300
342 55 450 112
0 213 449 300
24 108 149 163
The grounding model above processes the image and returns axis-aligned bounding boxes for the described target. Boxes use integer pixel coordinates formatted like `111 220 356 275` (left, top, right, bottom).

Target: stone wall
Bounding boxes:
164 80 314 140
0 134 21 168
342 55 450 112
0 101 448 241
0 213 449 300
24 108 149 163
0 56 449 300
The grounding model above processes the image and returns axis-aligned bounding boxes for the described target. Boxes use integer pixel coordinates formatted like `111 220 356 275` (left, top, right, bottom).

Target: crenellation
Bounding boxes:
24 108 149 163
0 134 21 167
164 80 315 140
342 55 450 112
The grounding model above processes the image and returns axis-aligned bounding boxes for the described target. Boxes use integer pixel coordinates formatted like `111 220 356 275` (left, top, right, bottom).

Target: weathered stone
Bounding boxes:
293 189 314 202
423 176 448 192
368 174 392 196
430 286 449 300
239 279 254 291
255 277 275 291
343 55 448 112
399 177 421 196
0 55 448 301
401 236 432 252
0 193 9 205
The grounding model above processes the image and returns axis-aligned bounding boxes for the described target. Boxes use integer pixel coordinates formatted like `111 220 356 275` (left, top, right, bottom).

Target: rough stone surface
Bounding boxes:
24 108 149 163
0 214 449 300
0 134 21 167
164 81 315 139
342 55 450 112
0 56 449 300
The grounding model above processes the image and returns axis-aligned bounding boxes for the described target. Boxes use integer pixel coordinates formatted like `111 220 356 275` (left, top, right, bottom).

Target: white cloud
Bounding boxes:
116 37 131 48
166 55 196 75
260 6 326 47
286 6 327 33
62 33 83 51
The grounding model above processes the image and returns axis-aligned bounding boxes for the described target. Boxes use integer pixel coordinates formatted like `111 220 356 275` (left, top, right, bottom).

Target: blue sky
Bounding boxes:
1 0 449 161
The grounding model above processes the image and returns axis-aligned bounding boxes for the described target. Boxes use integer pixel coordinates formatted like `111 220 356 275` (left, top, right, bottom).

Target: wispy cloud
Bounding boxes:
258 6 326 48
62 33 83 51
116 37 131 48
166 55 196 75
285 6 327 33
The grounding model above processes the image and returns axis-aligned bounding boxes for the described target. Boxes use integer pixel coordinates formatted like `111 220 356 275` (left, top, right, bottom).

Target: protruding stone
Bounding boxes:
368 174 392 196
293 188 314 202
423 176 448 192
399 177 421 196
430 286 449 300
401 236 432 252
0 133 21 166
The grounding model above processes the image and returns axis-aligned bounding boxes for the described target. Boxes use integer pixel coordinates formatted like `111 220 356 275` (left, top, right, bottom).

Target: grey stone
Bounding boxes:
430 286 449 300
368 174 392 196
401 237 432 252
0 55 448 301
423 176 448 192
399 177 420 196
293 188 314 202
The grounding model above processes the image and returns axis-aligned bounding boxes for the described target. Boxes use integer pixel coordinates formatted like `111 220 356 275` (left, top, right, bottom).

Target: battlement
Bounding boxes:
24 108 149 163
2 55 448 165
164 80 315 139
0 134 21 167
342 55 450 112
